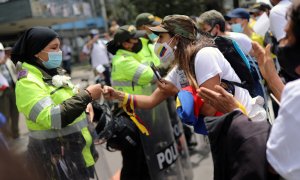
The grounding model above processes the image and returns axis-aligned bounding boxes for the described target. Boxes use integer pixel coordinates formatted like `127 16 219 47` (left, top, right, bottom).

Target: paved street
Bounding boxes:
8 64 214 180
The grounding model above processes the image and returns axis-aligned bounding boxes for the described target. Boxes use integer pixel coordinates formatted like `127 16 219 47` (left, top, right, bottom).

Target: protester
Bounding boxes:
61 39 72 75
198 10 253 55
82 29 111 86
11 26 103 179
0 42 19 139
225 8 265 46
198 1 300 178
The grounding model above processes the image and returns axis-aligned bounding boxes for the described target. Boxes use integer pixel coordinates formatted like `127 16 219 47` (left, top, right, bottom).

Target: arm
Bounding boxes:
198 75 220 116
16 79 102 129
109 87 168 109
252 42 284 101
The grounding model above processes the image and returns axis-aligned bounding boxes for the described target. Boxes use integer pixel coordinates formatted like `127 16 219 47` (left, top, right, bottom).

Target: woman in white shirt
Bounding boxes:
106 15 263 119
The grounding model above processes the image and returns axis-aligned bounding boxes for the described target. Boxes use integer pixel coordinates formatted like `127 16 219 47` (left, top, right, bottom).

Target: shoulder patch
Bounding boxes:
17 69 28 80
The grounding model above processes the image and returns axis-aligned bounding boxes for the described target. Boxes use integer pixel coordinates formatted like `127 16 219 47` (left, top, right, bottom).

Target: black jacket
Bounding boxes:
204 110 278 180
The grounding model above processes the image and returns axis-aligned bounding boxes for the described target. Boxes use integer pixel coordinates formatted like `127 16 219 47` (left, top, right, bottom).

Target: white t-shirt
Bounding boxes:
82 39 109 68
165 47 252 113
267 79 300 180
226 32 252 55
269 0 292 42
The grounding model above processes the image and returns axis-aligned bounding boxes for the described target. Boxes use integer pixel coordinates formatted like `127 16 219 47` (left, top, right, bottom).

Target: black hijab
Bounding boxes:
11 26 59 75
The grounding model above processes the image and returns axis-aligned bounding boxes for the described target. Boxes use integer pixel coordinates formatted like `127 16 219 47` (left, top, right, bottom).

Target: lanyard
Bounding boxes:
122 93 150 136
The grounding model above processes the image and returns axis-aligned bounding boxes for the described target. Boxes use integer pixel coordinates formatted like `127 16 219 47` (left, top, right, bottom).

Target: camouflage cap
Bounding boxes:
113 25 146 44
136 13 160 27
149 15 197 40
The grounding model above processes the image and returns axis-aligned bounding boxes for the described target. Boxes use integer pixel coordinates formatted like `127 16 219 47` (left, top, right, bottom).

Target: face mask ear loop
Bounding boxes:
167 35 178 51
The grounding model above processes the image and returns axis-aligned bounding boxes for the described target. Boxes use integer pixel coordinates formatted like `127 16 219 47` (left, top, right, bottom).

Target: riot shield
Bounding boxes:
166 97 194 180
136 100 185 180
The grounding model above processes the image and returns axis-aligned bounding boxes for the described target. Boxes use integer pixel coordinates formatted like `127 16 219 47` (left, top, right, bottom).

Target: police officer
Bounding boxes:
108 25 157 95
135 13 161 67
11 27 103 179
106 25 155 180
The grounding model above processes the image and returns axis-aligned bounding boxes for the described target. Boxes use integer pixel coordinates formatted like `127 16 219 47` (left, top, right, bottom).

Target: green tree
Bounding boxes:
106 0 224 24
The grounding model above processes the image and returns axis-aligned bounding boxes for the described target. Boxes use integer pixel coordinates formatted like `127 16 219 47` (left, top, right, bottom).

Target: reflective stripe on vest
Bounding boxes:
29 96 53 122
133 64 147 83
112 81 132 87
29 118 88 140
51 105 61 129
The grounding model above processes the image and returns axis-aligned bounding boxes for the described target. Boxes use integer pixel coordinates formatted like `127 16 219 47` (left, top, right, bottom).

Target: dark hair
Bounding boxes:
289 1 300 44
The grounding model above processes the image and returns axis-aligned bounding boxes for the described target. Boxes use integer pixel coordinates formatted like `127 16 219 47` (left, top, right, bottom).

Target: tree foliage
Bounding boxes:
106 0 224 25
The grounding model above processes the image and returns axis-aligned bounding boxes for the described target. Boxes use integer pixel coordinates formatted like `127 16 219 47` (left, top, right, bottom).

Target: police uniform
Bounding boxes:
11 27 97 180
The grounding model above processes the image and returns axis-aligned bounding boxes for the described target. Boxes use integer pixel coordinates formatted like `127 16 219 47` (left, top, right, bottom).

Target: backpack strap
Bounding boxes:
221 79 249 95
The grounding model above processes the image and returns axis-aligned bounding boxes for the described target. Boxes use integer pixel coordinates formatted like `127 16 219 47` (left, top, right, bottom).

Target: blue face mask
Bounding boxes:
42 51 62 69
147 33 158 42
231 23 244 33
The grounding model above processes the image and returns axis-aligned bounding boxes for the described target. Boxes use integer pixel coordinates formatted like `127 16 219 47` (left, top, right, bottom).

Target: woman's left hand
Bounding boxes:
86 103 94 122
197 85 238 114
157 79 179 97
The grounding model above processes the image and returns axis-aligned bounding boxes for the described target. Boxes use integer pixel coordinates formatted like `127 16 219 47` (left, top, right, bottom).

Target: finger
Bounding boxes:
265 44 272 58
198 87 219 101
160 79 172 84
214 85 233 97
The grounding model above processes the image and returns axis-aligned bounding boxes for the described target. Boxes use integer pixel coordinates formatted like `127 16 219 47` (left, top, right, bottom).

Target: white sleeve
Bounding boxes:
269 11 287 42
267 81 300 179
235 34 252 55
165 66 181 89
194 47 222 86
82 45 90 54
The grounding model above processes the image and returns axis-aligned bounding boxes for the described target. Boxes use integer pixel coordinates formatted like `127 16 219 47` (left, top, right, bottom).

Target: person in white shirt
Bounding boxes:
82 29 111 85
198 1 300 178
197 10 253 55
269 0 292 43
61 39 72 75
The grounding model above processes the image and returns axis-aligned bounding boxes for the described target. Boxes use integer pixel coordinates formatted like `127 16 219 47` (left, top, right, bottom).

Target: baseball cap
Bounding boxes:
113 25 146 44
149 15 197 40
136 13 160 27
225 8 250 21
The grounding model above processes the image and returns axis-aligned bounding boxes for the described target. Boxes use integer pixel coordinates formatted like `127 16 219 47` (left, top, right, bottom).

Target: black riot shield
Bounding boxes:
136 100 185 180
166 97 194 180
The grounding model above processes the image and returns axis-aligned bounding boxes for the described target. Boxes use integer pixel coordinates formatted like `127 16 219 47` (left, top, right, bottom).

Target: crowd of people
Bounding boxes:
0 0 298 179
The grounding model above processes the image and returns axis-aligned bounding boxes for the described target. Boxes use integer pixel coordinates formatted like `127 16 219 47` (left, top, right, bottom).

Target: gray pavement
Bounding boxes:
8 64 213 180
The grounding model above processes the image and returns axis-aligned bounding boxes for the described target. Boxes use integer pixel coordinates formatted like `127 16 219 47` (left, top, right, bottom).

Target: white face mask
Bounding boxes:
154 37 175 64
